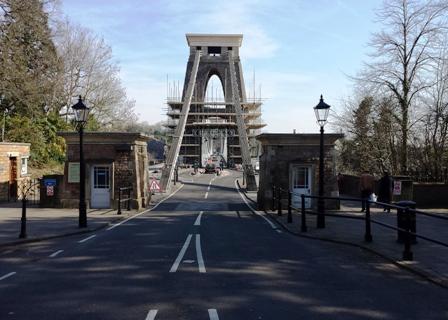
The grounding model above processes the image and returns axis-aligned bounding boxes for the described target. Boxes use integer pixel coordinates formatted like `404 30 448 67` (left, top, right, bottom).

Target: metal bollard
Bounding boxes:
402 207 414 260
277 188 282 216
117 189 122 215
301 194 307 232
19 197 27 239
364 201 372 242
287 191 292 223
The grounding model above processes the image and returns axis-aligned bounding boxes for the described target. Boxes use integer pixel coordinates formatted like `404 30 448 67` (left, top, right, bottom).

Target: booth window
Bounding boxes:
21 157 28 176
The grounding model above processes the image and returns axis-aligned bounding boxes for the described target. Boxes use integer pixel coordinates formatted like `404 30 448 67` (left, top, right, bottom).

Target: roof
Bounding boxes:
257 133 344 146
186 34 243 47
58 132 152 144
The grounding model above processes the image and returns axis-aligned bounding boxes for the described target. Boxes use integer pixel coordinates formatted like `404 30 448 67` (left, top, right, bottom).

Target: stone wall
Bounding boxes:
0 143 30 201
257 133 343 211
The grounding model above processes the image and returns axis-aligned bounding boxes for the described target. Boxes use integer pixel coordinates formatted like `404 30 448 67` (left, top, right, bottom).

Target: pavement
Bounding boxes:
0 170 447 319
0 180 183 248
240 186 448 288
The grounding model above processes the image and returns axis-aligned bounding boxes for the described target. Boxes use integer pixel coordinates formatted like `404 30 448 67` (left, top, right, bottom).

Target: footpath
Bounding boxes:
0 181 183 249
240 183 448 289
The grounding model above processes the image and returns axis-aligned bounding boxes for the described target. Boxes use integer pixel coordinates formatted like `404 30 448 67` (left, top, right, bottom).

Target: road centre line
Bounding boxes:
194 211 204 226
0 272 16 281
170 234 193 273
196 234 206 273
208 309 220 320
234 179 282 233
145 309 158 320
204 192 209 199
78 235 96 243
49 250 64 258
107 184 184 231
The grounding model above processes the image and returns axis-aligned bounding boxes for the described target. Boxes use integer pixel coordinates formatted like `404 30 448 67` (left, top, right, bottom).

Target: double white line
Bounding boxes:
169 234 206 273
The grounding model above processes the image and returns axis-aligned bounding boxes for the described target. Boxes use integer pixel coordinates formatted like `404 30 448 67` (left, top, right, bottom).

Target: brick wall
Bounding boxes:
0 143 30 201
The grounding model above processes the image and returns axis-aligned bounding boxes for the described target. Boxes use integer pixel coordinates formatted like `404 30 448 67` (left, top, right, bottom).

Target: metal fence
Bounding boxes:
272 185 448 261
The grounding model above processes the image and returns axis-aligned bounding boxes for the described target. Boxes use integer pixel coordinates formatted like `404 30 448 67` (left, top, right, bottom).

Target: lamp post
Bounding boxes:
314 95 331 229
71 96 90 228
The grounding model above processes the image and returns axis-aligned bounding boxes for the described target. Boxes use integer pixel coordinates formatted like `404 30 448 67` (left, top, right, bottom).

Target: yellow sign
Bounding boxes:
68 162 80 183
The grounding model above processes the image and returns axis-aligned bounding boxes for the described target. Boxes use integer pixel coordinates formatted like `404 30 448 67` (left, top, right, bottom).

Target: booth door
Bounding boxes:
291 165 312 209
91 165 111 208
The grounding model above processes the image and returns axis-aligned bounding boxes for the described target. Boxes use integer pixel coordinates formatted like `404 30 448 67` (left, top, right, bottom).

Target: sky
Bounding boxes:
60 0 382 133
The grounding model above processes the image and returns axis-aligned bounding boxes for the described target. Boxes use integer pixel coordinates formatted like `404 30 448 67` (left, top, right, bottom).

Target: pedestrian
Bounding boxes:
359 170 375 212
378 171 393 212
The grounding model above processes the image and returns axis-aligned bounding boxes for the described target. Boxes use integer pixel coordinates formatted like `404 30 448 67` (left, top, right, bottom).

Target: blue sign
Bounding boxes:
44 179 57 187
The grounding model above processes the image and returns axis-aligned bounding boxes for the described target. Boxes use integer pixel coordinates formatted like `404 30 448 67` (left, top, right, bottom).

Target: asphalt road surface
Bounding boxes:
1 170 447 319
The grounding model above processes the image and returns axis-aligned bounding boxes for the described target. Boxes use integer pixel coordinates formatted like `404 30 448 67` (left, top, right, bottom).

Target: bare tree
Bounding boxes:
358 0 448 174
53 19 136 128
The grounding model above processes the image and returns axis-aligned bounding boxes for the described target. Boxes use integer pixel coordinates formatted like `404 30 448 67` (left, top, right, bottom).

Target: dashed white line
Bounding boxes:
196 234 206 273
207 185 211 191
107 184 184 231
78 235 96 243
208 309 220 320
194 211 204 226
170 234 193 273
49 250 64 258
145 309 158 320
204 192 209 199
0 272 16 281
234 179 282 233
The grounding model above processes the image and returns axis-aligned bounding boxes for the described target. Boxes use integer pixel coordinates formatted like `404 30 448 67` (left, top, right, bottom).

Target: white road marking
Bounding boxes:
234 179 282 233
145 309 158 320
208 309 220 320
170 234 193 273
78 235 96 243
194 211 204 226
107 184 184 231
207 185 211 191
0 272 16 281
204 192 209 199
49 250 64 258
196 234 206 273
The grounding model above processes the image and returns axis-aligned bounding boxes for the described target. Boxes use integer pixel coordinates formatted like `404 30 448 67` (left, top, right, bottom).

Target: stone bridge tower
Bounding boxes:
160 34 265 191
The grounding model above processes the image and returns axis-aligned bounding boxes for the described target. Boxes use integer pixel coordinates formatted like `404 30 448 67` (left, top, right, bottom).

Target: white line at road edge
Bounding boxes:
107 184 185 231
49 250 64 258
0 272 16 281
145 309 158 320
196 234 206 273
78 235 96 243
234 180 282 233
194 211 204 226
208 309 220 320
170 234 193 273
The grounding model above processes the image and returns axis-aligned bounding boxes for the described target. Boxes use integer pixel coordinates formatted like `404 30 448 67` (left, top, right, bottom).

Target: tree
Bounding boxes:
358 0 448 174
52 20 136 129
0 0 60 116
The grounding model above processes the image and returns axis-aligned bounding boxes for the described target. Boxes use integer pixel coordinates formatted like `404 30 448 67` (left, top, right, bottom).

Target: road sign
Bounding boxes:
150 178 161 192
46 185 54 196
393 180 402 195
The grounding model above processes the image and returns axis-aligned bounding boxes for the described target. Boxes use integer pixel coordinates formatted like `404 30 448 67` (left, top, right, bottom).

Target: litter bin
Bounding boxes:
396 200 417 243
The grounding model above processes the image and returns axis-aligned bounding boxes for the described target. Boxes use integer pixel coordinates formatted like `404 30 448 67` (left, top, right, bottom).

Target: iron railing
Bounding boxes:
272 184 448 261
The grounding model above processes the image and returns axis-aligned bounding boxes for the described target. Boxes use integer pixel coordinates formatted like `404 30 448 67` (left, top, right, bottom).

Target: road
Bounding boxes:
0 170 447 319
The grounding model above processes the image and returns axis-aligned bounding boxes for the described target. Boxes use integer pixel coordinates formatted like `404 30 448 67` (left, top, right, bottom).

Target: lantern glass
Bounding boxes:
314 95 331 127
71 96 90 125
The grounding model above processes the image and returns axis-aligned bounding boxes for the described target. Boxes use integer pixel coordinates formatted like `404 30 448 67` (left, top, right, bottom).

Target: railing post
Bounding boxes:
277 188 282 216
272 185 276 211
127 188 131 211
287 191 292 223
364 200 372 242
117 188 122 215
301 194 307 232
402 207 413 261
19 197 27 239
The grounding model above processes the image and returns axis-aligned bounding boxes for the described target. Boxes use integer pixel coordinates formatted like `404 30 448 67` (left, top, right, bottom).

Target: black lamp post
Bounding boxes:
71 96 90 228
314 95 331 229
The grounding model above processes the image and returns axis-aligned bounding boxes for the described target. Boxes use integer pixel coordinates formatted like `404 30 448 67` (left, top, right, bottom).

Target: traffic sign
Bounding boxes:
150 178 161 192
